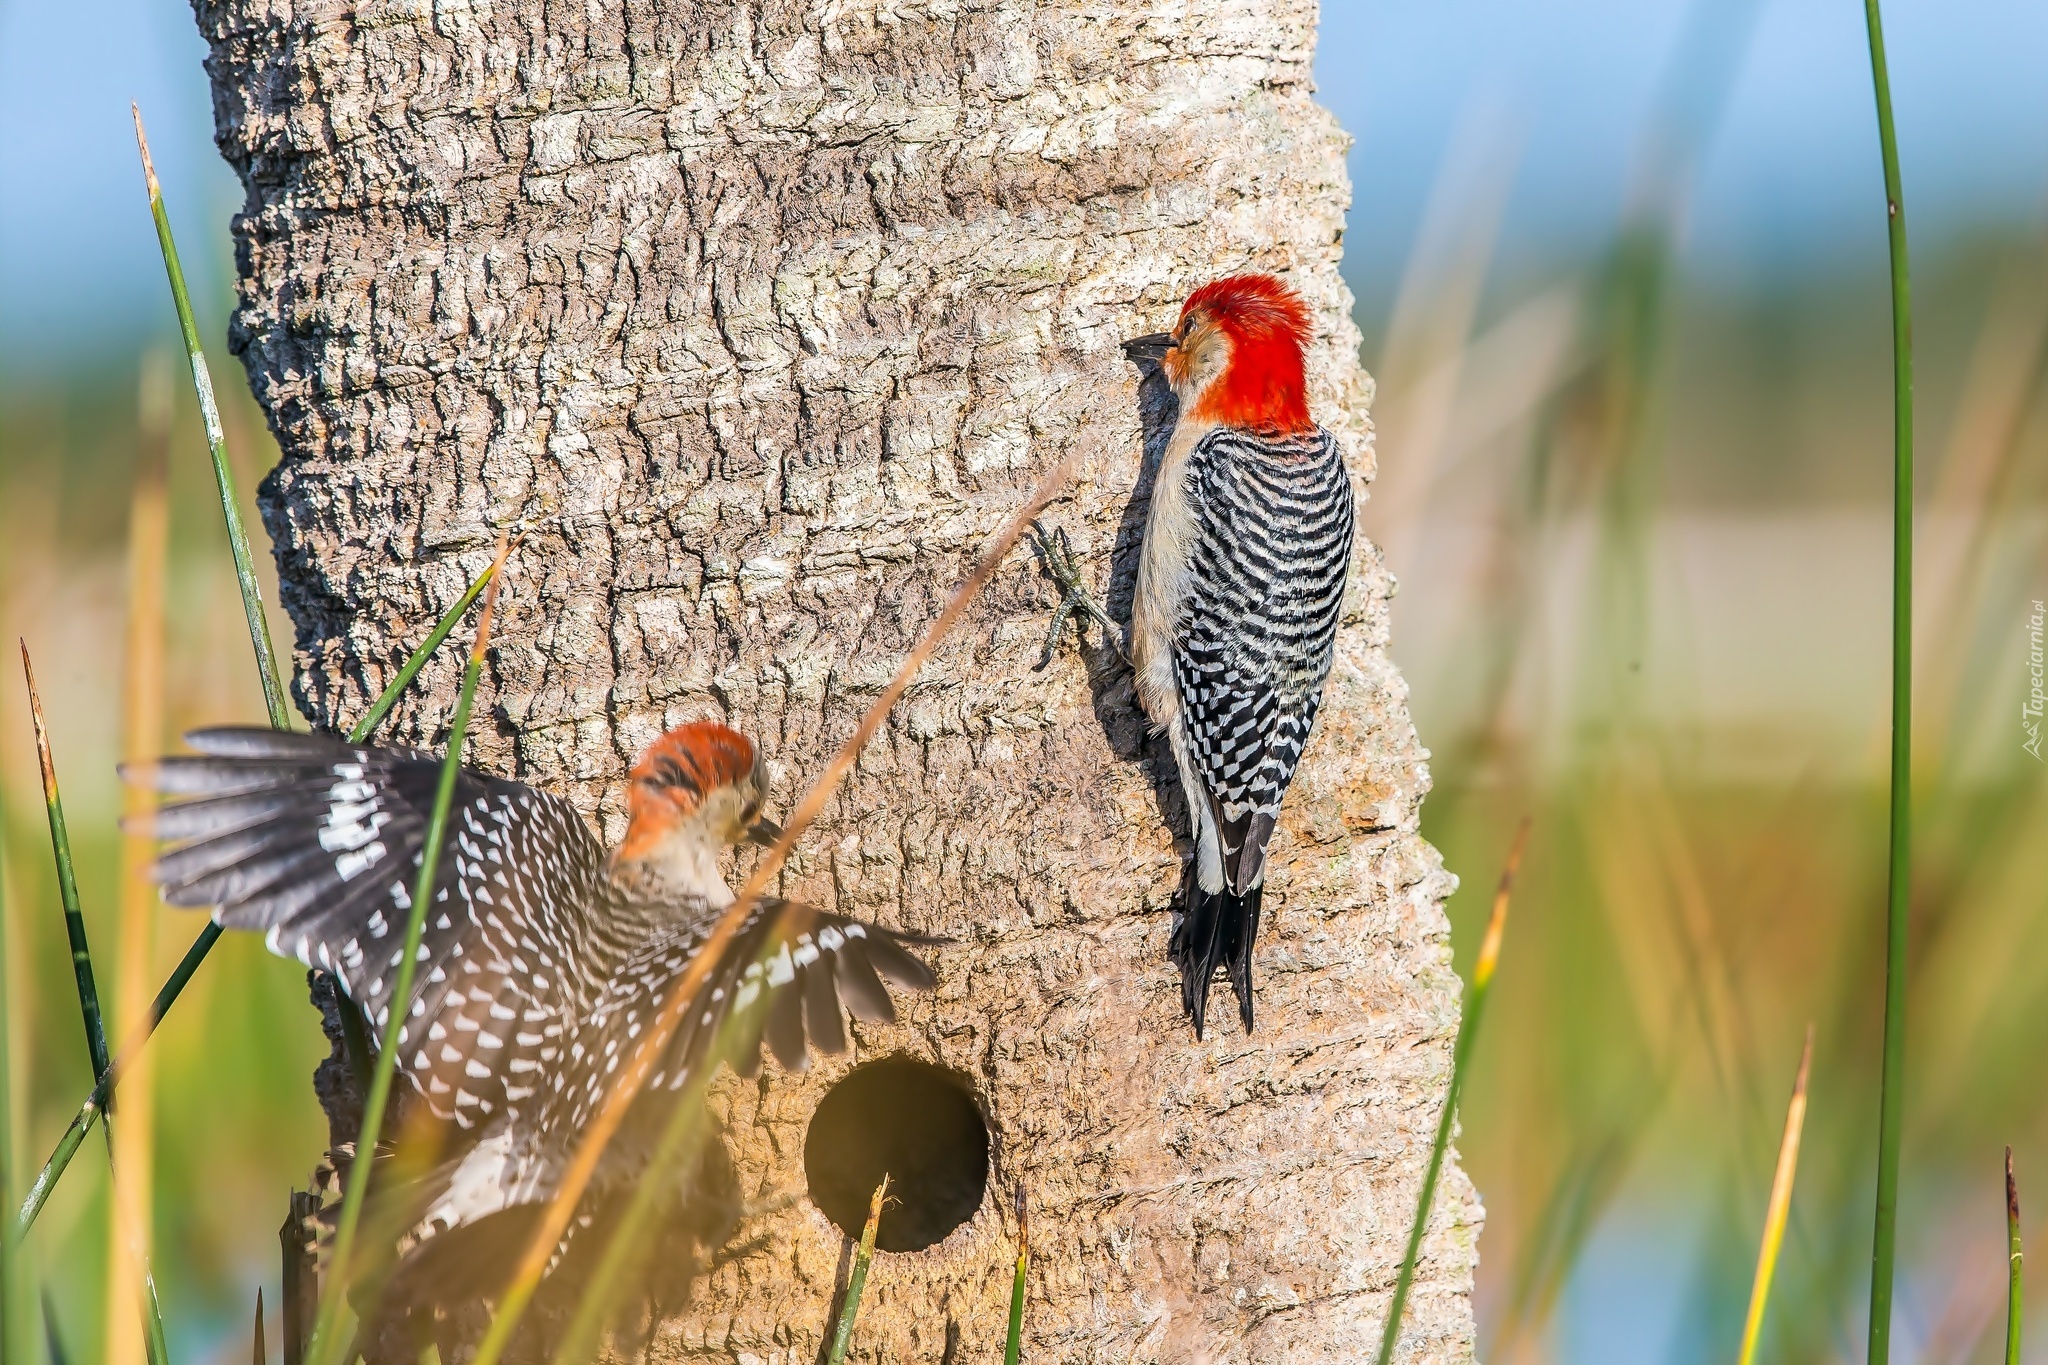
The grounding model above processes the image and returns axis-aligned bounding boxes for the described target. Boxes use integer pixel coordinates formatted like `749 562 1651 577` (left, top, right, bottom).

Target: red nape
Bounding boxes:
1180 274 1315 435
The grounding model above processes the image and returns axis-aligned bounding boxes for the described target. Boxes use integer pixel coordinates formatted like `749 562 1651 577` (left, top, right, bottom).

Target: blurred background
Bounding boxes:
2 0 2046 1360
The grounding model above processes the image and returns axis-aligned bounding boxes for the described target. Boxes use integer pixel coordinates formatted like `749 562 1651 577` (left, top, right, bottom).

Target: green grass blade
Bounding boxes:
2008 1148 2023 1365
131 105 290 731
16 918 218 1234
306 547 507 1365
346 558 502 744
21 648 113 1085
254 1288 267 1365
15 1100 95 1236
140 1274 170 1365
1861 2 1914 1360
17 553 500 1236
1005 1183 1029 1365
1735 1028 1813 1365
1375 819 1529 1365
140 923 223 1050
20 650 173 1365
824 1176 888 1365
40 1294 67 1365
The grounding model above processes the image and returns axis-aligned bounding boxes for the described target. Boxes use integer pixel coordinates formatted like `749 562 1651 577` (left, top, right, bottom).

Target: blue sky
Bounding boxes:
1 0 2044 372
1320 0 2048 316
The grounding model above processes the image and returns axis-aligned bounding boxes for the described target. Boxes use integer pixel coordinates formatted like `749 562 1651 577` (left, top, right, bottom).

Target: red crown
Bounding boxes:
619 722 760 856
1178 273 1315 435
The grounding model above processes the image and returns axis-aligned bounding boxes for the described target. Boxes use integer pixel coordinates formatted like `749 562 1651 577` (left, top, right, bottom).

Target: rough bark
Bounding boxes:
193 0 1478 1359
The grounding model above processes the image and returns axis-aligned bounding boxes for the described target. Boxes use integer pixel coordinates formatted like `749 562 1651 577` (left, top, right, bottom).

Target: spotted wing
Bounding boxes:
540 901 940 1133
131 726 607 1127
1173 425 1353 892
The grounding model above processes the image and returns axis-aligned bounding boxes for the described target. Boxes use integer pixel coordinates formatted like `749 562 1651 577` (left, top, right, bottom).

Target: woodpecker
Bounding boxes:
1046 274 1354 1036
128 720 935 1288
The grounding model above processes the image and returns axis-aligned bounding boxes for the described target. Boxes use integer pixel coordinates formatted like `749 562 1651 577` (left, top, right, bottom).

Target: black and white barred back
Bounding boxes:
1168 425 1353 1034
134 727 935 1249
1174 425 1354 881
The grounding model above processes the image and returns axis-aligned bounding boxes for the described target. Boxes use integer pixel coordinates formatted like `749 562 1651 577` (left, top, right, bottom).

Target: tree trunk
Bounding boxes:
194 0 1478 1359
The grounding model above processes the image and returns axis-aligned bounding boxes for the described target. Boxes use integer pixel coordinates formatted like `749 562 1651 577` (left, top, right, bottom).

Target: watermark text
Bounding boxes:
2027 599 2045 760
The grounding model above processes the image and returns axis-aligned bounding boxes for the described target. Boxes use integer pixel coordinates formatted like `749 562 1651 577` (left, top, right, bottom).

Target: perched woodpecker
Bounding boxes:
1051 274 1354 1037
128 720 935 1286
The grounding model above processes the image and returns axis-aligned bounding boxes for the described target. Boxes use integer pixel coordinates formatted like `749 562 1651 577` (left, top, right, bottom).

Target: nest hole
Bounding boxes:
803 1057 989 1253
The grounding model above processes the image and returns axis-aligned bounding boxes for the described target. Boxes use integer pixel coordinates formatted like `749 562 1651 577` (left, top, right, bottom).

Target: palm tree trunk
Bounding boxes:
194 0 1478 1358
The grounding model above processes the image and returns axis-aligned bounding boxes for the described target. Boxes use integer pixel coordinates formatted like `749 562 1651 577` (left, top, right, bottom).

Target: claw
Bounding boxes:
1036 597 1077 672
1028 521 1128 670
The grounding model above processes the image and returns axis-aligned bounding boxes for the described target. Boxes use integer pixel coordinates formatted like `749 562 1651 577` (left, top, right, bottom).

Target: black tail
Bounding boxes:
1170 879 1265 1038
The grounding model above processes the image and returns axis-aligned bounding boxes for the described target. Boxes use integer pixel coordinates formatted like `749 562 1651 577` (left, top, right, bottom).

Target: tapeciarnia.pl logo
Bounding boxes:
2027 599 2045 761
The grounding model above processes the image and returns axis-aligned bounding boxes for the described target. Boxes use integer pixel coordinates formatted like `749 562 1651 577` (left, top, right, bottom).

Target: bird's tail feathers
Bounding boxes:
299 1138 463 1278
1170 879 1264 1038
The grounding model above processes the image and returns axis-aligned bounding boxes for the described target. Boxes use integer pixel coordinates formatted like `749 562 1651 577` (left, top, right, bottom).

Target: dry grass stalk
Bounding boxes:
105 350 172 1365
468 446 1085 1365
1735 1025 1813 1365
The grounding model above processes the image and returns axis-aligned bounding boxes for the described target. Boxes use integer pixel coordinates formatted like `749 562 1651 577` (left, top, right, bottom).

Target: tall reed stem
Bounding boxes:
0 728 16 1365
22 652 112 1089
20 651 171 1365
347 564 503 742
131 106 290 731
16 557 506 1236
1374 819 1530 1365
1861 2 1914 1359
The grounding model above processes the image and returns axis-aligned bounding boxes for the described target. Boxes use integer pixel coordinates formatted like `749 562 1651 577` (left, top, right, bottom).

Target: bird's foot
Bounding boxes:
1028 521 1128 671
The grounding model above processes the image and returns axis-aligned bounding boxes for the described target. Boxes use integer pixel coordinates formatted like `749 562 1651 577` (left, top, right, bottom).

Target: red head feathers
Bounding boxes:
617 721 765 865
1169 273 1315 436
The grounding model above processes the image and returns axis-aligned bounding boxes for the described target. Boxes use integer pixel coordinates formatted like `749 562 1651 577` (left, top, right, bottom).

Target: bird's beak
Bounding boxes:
1121 332 1175 363
743 816 785 848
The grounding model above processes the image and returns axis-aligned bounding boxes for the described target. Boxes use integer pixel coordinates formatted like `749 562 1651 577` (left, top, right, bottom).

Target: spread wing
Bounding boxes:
1173 426 1353 892
544 899 940 1132
402 899 941 1256
131 726 607 1128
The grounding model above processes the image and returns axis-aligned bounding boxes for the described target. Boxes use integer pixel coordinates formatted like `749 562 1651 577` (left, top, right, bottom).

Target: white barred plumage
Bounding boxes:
128 721 936 1285
1120 273 1355 1037
1172 425 1353 873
